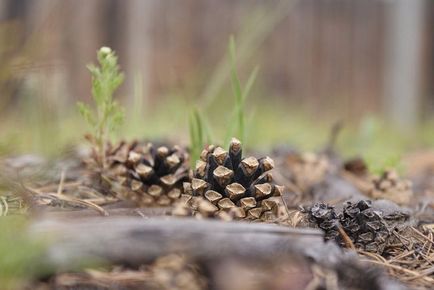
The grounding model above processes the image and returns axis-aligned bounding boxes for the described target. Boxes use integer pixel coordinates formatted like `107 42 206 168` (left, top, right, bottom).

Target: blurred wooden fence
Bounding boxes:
0 0 432 124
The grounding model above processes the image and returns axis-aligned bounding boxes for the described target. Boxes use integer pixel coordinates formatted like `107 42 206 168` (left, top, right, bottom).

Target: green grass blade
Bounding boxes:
193 107 204 147
242 65 259 102
229 35 245 143
188 112 199 168
229 36 243 105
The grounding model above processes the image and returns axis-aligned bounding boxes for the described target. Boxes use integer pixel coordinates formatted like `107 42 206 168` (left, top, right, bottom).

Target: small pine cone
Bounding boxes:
103 141 189 206
306 203 340 241
182 138 284 222
340 200 390 253
280 151 329 193
305 200 410 254
369 170 413 205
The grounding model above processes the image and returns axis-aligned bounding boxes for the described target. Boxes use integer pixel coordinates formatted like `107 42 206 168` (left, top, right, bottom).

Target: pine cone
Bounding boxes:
279 151 329 193
306 203 340 241
179 138 284 221
102 141 189 206
306 200 409 254
369 170 413 205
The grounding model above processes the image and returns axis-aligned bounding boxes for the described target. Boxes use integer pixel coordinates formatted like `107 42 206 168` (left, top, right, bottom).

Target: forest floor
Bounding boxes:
1 131 433 290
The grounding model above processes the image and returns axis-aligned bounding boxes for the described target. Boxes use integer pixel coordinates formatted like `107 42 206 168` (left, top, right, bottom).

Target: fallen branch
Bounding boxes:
31 217 323 268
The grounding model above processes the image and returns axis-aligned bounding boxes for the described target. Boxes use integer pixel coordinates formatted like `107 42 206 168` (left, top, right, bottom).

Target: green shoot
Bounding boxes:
77 46 125 168
188 35 258 168
189 107 209 168
225 35 259 146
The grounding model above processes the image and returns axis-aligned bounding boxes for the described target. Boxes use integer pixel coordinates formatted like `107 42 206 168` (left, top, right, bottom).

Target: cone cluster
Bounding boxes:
180 138 284 221
307 200 409 254
104 141 189 206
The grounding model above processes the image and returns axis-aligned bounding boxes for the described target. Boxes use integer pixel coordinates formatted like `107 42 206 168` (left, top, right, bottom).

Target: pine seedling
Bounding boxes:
77 46 125 168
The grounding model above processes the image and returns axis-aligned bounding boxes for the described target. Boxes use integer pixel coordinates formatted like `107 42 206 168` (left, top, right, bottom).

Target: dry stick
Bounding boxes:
42 207 172 221
27 185 108 216
57 170 66 195
411 227 434 244
31 217 324 269
36 181 82 192
405 265 434 281
47 193 109 216
271 170 303 204
134 209 146 218
365 250 434 286
81 197 119 206
392 231 412 252
388 250 415 263
337 225 355 250
78 186 111 199
278 191 292 223
358 250 388 263
360 259 434 282
408 227 434 264
422 239 433 259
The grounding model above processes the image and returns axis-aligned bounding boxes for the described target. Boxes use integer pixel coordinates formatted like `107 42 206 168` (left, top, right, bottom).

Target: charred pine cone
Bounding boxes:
178 138 284 221
306 200 409 254
94 141 189 206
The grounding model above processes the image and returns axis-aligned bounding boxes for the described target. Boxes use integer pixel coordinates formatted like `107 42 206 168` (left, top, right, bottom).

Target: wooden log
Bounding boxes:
31 217 323 269
38 206 172 220
30 217 407 290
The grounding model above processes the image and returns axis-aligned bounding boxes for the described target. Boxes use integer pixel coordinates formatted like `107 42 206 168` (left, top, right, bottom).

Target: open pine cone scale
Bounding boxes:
104 141 189 206
180 138 284 221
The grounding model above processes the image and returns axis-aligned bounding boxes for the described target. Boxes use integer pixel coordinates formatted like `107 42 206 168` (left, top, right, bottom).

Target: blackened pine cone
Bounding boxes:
102 141 189 206
307 203 340 241
181 138 284 221
307 200 409 254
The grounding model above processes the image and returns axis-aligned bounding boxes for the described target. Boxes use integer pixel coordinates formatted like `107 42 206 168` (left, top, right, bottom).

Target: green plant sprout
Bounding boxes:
188 36 258 167
225 35 259 147
189 107 210 167
77 46 125 168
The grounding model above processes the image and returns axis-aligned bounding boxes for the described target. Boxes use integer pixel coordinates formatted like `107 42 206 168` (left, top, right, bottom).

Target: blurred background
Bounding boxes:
0 0 433 162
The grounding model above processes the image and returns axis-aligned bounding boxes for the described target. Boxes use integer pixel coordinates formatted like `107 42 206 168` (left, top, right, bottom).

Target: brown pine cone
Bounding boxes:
98 141 190 206
178 138 284 221
369 170 413 205
280 151 329 193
